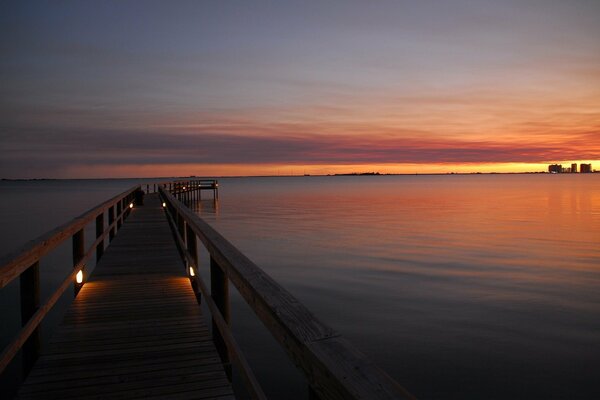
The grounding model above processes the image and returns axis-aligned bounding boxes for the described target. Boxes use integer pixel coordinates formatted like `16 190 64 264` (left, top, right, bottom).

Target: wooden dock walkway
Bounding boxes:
1 180 415 400
16 194 234 399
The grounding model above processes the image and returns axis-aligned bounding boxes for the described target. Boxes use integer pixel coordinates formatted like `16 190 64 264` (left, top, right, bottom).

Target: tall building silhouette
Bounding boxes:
571 163 577 173
580 163 592 173
548 164 562 173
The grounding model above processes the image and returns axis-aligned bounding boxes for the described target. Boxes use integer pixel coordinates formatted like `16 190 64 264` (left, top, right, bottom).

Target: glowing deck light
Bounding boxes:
162 202 166 207
129 203 133 209
183 186 186 190
189 266 195 277
76 270 83 284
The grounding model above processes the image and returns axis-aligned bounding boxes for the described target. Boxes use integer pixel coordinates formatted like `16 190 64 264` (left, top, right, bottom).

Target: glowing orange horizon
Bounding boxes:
65 160 598 179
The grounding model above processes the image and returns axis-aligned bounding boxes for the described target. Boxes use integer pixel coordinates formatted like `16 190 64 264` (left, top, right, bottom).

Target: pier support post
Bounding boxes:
95 213 104 262
211 256 231 380
73 229 85 296
19 261 40 377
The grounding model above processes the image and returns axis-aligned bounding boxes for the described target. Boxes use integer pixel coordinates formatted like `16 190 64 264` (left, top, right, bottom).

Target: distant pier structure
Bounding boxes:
0 179 414 399
145 179 219 200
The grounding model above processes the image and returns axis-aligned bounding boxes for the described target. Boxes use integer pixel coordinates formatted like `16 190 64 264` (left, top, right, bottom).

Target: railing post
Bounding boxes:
186 224 200 304
73 229 85 296
95 213 104 262
19 261 41 377
108 205 115 241
135 188 144 206
116 200 122 230
211 256 231 380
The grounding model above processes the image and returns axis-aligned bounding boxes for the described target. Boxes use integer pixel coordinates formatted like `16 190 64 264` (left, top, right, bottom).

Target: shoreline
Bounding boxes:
2 170 599 181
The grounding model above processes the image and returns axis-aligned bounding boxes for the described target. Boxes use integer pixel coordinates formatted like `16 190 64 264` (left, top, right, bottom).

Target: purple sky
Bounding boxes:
1 1 599 177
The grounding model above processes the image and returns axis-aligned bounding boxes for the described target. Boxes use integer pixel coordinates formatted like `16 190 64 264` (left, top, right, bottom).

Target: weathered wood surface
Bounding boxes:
17 194 234 400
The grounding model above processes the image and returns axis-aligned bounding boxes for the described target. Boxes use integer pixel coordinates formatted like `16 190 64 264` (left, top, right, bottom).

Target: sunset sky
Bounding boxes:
1 1 599 178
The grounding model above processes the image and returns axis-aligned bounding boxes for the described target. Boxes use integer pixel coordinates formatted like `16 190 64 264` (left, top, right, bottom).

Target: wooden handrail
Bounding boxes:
0 185 141 288
159 187 415 400
0 185 141 376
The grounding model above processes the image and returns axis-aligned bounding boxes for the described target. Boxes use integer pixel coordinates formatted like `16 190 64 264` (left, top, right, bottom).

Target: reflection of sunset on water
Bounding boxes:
192 174 599 398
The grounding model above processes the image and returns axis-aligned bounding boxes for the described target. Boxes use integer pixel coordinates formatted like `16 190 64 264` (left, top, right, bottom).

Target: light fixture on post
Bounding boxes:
162 202 166 208
129 203 133 209
189 266 195 277
76 269 83 284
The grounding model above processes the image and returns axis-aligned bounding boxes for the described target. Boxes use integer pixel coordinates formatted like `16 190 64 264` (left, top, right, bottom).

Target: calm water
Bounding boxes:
1 175 599 399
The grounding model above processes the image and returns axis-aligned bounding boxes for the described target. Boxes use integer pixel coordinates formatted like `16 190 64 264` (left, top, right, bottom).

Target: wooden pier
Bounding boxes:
17 194 233 399
0 180 415 400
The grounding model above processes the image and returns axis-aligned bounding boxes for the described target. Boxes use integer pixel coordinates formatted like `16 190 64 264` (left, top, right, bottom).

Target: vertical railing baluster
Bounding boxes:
211 256 231 380
95 213 104 262
116 200 122 230
19 261 40 377
73 229 85 296
186 225 200 304
135 188 144 206
108 205 115 241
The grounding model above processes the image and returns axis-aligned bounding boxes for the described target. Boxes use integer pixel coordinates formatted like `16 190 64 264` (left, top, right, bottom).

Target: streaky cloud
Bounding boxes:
2 127 598 177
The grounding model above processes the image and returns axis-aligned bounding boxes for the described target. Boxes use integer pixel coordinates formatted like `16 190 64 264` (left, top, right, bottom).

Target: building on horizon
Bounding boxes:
571 163 577 173
548 164 562 173
580 163 592 173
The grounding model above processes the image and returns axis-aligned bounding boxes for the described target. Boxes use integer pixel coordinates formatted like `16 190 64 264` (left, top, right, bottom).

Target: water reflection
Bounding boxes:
186 197 220 217
1 176 598 399
195 174 600 399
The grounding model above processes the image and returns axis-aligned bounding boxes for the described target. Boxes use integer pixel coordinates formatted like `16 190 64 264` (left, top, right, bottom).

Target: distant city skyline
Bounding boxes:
548 163 594 174
1 1 599 178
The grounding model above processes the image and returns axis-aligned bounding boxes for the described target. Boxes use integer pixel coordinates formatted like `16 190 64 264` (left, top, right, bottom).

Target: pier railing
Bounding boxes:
143 179 218 199
0 185 142 376
159 186 415 400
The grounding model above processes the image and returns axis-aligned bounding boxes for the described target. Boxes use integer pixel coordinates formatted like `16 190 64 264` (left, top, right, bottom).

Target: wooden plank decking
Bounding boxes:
17 194 234 400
